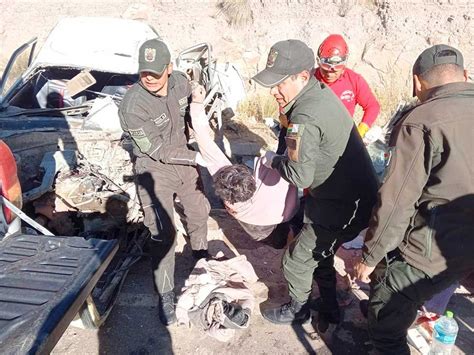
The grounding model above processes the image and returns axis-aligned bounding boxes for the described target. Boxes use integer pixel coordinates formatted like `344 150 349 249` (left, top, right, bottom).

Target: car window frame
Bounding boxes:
0 38 37 106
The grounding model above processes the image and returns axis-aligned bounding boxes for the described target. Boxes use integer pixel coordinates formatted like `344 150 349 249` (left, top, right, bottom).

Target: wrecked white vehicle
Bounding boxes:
0 16 245 332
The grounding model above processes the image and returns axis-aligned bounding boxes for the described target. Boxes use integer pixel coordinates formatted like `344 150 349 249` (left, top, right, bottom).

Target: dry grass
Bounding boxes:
221 91 279 149
373 68 414 126
236 90 279 123
236 78 413 145
216 0 254 27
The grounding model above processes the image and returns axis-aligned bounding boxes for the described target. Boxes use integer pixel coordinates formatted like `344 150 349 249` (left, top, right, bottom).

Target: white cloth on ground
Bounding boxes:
176 255 258 341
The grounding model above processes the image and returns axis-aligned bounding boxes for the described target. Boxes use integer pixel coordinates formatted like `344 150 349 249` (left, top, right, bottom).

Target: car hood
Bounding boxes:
31 17 159 74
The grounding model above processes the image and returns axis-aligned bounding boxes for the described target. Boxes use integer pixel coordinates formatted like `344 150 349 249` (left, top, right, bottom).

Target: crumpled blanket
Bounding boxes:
176 254 258 341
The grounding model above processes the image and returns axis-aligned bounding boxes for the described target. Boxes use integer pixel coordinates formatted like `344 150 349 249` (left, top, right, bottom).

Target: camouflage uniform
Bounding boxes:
119 72 209 294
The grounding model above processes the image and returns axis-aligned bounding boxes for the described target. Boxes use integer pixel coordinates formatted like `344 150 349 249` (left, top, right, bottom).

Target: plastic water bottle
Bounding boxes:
429 311 458 354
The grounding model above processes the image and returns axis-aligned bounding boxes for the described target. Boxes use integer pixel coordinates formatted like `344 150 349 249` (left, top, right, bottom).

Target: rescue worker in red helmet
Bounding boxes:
316 34 380 138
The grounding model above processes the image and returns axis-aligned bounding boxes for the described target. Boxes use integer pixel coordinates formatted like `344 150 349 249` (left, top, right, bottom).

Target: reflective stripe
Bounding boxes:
170 157 194 163
342 199 360 230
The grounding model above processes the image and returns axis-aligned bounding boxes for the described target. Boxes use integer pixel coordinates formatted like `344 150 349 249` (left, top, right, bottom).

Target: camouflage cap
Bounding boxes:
138 38 171 75
252 39 315 87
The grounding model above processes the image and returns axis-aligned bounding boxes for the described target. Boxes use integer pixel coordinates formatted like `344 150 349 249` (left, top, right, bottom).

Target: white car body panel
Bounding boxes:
32 17 159 74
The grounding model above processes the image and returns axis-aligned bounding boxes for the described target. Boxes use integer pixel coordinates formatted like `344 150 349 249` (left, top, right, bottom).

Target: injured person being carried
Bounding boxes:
189 100 299 248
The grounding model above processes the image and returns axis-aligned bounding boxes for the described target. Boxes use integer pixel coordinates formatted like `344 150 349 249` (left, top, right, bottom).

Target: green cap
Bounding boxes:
446 310 454 318
138 38 171 75
252 39 315 87
413 44 464 76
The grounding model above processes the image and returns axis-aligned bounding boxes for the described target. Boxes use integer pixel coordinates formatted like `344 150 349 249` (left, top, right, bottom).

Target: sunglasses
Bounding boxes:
318 56 347 71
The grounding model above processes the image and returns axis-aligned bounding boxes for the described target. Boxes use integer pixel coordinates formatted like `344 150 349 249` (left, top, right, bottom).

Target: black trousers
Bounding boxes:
135 158 210 294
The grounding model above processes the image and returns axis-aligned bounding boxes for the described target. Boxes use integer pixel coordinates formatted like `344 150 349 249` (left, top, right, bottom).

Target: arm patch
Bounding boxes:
129 128 152 153
285 124 305 162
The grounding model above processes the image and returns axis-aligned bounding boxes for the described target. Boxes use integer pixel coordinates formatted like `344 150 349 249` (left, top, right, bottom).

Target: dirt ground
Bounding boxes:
52 210 473 355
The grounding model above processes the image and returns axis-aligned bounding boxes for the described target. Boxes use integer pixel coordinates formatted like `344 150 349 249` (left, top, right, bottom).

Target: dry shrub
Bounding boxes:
236 91 278 123
373 68 413 126
216 0 253 27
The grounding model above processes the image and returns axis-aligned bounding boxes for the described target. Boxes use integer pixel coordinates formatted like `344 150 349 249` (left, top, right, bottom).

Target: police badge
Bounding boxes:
144 48 156 62
267 49 278 68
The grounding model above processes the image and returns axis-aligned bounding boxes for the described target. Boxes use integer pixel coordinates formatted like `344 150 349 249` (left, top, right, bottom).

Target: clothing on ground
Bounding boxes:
176 255 259 342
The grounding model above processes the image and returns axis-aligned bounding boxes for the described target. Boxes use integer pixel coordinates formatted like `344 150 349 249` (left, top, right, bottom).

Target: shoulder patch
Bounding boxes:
128 127 152 153
129 127 146 138
287 123 305 137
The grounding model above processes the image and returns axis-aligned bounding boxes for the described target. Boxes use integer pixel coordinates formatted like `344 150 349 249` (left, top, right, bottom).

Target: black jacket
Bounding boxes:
363 82 474 278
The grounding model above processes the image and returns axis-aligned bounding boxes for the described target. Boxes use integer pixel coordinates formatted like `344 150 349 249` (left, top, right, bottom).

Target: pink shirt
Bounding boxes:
315 68 380 127
190 103 298 226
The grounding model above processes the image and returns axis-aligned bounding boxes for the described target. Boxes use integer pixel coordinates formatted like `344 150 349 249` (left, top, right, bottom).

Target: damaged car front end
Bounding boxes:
0 16 245 335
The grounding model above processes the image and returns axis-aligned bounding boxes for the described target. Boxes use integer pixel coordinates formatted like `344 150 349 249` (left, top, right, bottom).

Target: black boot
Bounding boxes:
308 296 341 333
317 308 341 333
262 298 310 325
158 291 176 326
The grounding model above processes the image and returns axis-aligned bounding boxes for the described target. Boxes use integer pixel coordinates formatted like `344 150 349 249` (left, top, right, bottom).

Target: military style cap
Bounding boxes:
253 39 315 87
413 44 464 76
138 38 171 75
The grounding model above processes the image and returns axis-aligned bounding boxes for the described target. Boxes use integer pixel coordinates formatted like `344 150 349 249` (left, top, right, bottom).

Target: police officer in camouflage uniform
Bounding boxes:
253 40 379 328
119 39 210 326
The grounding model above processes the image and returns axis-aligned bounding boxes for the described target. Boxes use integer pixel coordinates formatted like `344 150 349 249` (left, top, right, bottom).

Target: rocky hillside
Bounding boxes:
1 0 472 121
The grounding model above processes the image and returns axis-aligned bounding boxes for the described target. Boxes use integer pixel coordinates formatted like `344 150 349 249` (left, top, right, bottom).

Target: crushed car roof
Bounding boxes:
31 17 159 74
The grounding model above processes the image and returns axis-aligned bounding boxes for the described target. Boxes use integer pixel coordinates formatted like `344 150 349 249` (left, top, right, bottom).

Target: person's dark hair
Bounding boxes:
213 164 256 204
419 63 464 86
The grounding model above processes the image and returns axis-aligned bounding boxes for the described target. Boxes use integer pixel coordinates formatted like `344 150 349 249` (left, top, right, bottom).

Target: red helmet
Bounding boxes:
318 34 349 59
317 34 349 71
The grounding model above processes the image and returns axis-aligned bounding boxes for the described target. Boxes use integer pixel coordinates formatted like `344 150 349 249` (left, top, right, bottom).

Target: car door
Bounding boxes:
0 38 37 107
